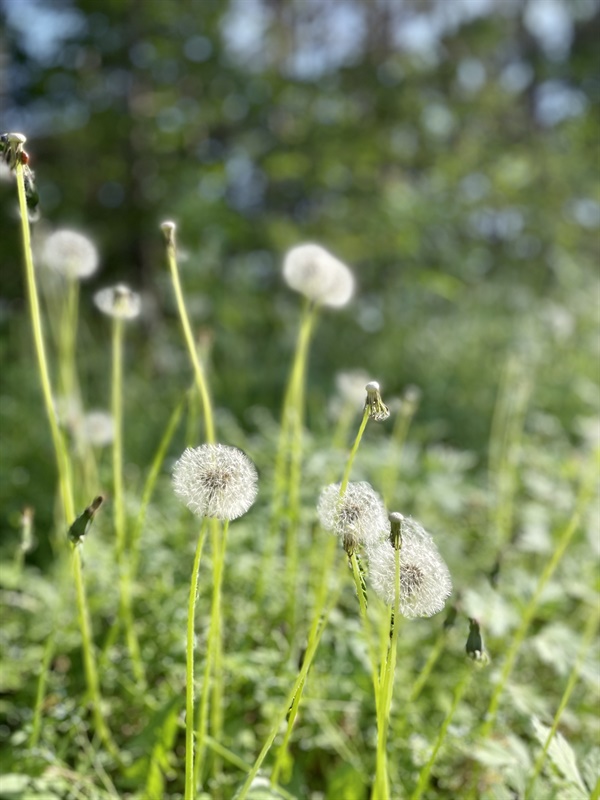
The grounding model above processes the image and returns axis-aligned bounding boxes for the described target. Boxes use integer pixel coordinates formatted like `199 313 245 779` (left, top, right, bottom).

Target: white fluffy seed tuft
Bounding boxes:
283 243 355 308
42 229 99 279
94 283 142 320
317 481 390 550
367 515 452 618
172 444 258 521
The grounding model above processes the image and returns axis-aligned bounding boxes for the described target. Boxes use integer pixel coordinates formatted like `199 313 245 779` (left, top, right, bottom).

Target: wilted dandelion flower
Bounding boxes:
42 229 99 279
172 444 258 521
283 243 355 308
94 283 141 320
367 514 452 618
317 482 390 552
364 381 390 422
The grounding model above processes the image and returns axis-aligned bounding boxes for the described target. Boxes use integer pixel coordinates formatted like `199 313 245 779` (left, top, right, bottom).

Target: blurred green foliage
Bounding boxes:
1 0 598 446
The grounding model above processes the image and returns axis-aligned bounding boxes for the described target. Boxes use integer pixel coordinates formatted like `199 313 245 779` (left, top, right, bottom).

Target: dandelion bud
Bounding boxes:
42 229 99 279
367 515 452 618
94 283 141 320
365 381 390 422
466 618 489 665
172 444 258 521
283 243 355 308
317 482 390 553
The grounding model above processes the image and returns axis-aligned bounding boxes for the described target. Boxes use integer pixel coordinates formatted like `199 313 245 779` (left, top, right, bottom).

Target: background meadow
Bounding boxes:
0 1 599 798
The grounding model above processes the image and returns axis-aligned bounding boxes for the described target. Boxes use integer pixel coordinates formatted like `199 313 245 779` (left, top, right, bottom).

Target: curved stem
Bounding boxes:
164 235 215 444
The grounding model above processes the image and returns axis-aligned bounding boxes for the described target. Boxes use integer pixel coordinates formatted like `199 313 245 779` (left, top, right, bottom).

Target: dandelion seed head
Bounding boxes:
283 243 355 308
367 515 452 617
317 482 390 549
42 229 99 279
160 220 177 245
172 444 258 521
94 283 142 320
81 410 115 447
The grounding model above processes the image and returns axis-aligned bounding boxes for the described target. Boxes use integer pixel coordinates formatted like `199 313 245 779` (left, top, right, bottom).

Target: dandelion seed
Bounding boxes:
367 514 452 617
283 243 355 308
317 482 390 552
172 444 258 521
42 229 99 279
94 283 142 320
364 381 390 422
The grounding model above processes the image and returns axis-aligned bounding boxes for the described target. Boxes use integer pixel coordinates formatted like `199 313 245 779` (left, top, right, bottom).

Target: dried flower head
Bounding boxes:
94 283 141 320
365 381 390 422
42 229 99 279
367 514 452 617
283 243 355 308
172 444 258 521
317 481 390 553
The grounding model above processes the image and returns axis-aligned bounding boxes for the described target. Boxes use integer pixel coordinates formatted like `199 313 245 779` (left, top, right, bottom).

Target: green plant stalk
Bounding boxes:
381 402 417 506
480 483 593 740
165 234 215 444
130 395 186 580
524 605 600 799
29 629 56 748
15 162 74 527
109 317 144 684
271 534 339 783
72 546 120 760
185 520 208 800
112 317 126 561
340 407 370 495
283 303 318 631
58 278 80 401
410 665 473 800
238 593 338 800
408 628 446 703
374 545 402 800
194 519 229 789
16 162 115 753
591 776 600 800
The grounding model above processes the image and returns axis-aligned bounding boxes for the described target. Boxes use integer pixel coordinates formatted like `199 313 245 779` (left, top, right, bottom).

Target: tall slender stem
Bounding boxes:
185 521 208 800
163 225 215 445
194 520 229 789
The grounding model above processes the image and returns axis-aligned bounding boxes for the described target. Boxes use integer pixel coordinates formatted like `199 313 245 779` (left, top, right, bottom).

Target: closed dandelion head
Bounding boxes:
172 444 258 521
367 514 452 618
94 283 141 320
42 229 99 279
283 243 355 308
317 481 390 553
365 381 390 422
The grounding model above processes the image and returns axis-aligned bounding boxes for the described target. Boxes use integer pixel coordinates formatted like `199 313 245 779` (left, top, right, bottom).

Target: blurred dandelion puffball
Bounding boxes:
283 243 355 307
172 444 258 521
367 515 452 618
317 482 390 550
94 284 141 320
42 229 99 279
81 410 115 447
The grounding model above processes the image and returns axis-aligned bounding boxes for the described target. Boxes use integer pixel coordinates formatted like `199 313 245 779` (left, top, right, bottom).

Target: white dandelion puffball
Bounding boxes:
317 482 390 549
42 229 99 279
81 410 115 447
283 243 355 308
94 283 142 320
172 444 258 521
367 515 452 618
